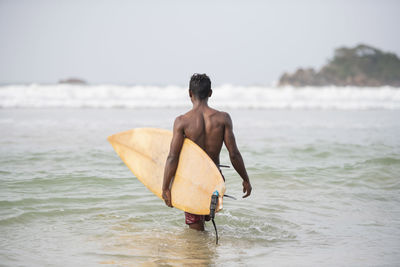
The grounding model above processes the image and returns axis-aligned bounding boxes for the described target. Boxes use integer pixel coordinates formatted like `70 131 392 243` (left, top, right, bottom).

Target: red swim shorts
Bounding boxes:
185 212 205 225
184 170 224 225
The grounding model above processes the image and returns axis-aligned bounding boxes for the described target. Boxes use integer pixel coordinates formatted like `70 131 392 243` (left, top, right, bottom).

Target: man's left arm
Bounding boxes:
162 116 185 207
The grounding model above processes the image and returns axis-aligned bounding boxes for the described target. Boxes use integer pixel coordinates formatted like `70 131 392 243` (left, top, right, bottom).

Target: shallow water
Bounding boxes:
1 108 400 266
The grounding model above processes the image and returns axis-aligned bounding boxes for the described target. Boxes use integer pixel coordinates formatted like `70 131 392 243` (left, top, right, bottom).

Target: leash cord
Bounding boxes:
211 218 218 244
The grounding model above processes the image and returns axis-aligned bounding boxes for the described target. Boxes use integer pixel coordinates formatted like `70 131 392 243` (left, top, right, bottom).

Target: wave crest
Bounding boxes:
1 84 399 109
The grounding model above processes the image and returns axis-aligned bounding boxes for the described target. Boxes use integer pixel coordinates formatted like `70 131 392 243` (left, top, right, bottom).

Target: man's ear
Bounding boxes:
209 89 212 98
189 89 192 98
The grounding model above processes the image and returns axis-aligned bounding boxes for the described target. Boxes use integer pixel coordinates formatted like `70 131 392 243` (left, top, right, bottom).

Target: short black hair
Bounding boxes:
189 73 211 100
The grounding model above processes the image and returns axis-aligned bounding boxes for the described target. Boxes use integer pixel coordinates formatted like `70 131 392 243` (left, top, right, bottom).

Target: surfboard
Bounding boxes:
108 128 225 215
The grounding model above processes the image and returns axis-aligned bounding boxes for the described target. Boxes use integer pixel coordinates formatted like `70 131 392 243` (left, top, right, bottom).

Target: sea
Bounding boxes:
0 84 399 266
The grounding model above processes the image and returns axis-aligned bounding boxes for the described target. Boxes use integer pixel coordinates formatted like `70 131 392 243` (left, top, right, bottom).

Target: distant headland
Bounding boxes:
58 78 87 85
279 44 400 87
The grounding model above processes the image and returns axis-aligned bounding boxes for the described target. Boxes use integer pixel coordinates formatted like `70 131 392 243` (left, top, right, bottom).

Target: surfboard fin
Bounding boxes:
223 194 237 200
218 164 230 168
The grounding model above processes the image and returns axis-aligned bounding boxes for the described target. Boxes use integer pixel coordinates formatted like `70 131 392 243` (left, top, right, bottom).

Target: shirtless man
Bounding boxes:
162 73 252 231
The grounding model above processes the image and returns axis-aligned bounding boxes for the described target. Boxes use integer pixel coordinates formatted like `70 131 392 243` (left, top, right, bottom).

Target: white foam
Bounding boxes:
1 84 399 109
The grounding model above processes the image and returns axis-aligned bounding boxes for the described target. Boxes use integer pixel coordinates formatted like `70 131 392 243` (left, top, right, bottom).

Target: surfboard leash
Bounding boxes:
210 191 219 244
209 191 238 244
211 218 218 245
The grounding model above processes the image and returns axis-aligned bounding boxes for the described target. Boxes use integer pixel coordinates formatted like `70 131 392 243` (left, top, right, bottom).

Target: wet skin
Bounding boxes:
162 89 252 230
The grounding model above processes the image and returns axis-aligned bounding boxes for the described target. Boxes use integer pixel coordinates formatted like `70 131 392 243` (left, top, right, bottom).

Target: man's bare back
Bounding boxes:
162 74 252 231
176 106 225 164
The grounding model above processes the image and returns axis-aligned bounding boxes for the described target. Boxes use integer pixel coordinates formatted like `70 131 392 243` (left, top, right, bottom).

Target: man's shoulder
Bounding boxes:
173 114 187 129
176 110 192 121
174 114 185 123
205 106 226 116
174 111 193 126
214 109 231 121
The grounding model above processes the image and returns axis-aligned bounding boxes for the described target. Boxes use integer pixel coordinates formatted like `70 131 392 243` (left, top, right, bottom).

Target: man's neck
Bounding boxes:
192 99 209 109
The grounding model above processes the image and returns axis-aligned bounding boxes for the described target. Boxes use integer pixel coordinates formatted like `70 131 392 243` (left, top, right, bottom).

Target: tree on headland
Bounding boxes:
279 44 400 87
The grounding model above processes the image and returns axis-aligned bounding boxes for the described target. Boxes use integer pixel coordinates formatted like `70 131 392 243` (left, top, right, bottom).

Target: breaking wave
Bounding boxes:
1 84 399 109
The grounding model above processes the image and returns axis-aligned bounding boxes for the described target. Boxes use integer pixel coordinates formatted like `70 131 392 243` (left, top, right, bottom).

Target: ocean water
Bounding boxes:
1 85 400 266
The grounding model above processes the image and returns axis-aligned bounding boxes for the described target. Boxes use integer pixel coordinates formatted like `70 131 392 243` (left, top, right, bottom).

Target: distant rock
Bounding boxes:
58 78 87 85
279 44 400 87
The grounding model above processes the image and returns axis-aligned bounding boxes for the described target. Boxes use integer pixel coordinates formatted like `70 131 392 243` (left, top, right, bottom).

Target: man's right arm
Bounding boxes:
162 116 185 207
223 113 252 198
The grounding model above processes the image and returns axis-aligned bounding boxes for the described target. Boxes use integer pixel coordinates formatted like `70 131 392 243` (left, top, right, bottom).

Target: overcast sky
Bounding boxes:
0 0 399 85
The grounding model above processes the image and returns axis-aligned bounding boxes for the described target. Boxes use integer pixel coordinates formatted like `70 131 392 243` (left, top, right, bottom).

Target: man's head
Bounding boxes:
189 73 212 100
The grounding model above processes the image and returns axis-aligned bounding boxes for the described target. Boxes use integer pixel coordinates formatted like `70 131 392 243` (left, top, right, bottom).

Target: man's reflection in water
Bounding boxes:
99 226 216 266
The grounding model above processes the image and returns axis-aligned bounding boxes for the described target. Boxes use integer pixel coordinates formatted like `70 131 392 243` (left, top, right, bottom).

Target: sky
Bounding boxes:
0 0 399 85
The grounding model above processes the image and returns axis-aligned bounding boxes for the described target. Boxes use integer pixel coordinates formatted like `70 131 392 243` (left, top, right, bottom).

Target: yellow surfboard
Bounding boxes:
108 128 225 215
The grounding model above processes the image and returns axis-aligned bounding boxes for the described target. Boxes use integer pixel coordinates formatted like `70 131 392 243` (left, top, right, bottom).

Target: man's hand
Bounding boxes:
162 188 173 207
242 180 252 198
